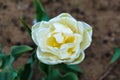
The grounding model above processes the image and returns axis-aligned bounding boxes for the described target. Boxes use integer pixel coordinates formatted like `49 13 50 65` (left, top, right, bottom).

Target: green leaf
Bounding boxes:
34 0 50 22
0 44 2 54
17 63 34 80
0 54 10 69
10 45 32 60
0 45 34 80
44 69 60 80
17 51 36 80
38 62 51 75
0 69 17 80
0 58 2 68
67 65 82 73
39 78 45 80
110 48 120 64
62 72 78 80
41 69 78 80
55 64 82 75
19 17 31 36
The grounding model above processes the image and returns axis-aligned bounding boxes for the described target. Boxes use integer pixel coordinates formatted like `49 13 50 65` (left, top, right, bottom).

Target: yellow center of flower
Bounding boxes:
47 33 75 48
46 22 77 56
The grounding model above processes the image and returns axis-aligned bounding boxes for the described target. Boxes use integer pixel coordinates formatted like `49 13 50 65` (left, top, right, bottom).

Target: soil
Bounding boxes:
0 0 120 80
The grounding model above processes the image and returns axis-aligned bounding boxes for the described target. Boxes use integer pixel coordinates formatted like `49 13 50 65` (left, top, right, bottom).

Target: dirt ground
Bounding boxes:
0 0 120 80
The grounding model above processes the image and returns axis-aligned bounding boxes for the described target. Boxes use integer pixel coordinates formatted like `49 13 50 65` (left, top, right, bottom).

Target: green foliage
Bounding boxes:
110 48 120 64
42 69 60 80
17 63 34 80
0 44 2 54
10 45 32 60
38 62 52 75
40 69 78 80
62 72 78 80
34 0 50 22
38 62 82 79
38 63 81 80
0 70 18 80
0 54 10 69
0 45 33 80
0 59 2 67
19 17 31 36
67 64 82 73
55 63 82 75
17 52 36 80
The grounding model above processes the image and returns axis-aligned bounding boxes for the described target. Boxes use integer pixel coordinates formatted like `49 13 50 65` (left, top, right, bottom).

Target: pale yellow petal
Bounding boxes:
58 18 77 33
37 30 50 51
78 21 92 36
80 30 92 50
77 21 84 35
32 22 41 45
50 13 76 22
57 13 73 18
68 51 85 65
60 43 74 59
32 21 50 45
37 48 62 65
34 22 50 51
53 23 73 33
49 13 77 33
77 21 92 50
53 33 64 43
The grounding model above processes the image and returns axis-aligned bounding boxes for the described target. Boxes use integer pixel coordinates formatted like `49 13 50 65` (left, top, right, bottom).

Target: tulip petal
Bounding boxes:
53 23 73 33
78 21 92 50
78 21 92 36
32 22 41 45
68 51 85 65
80 30 92 50
50 13 78 33
37 48 62 65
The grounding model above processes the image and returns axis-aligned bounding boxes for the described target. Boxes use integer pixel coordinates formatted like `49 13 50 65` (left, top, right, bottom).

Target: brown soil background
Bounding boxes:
0 0 120 80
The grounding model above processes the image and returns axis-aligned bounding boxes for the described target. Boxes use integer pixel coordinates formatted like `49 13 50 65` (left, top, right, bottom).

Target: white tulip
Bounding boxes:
32 13 92 65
